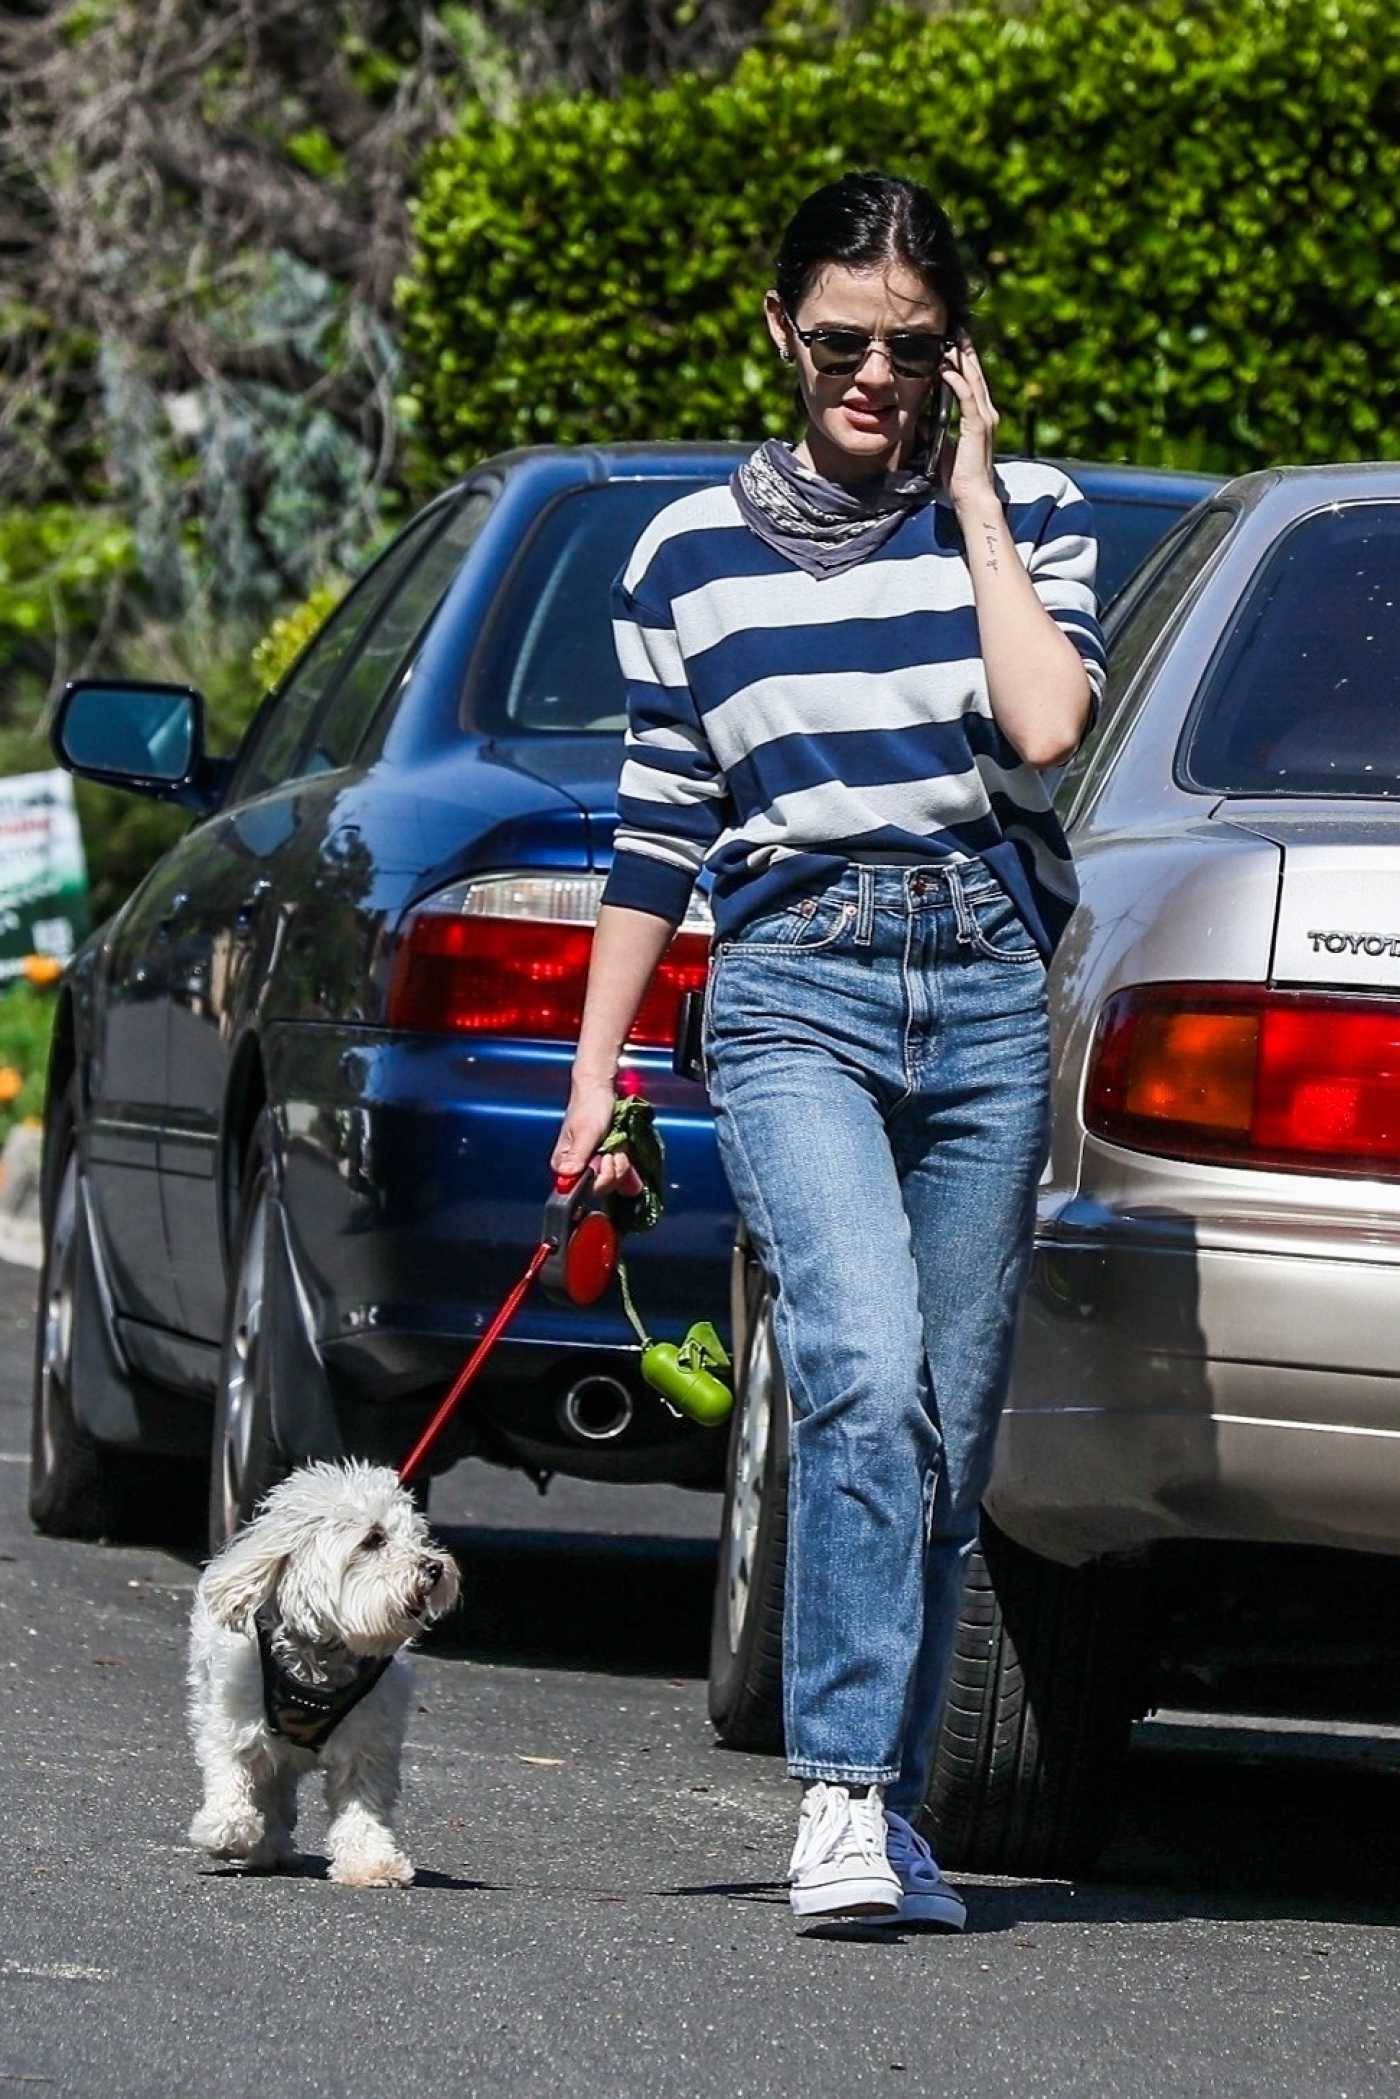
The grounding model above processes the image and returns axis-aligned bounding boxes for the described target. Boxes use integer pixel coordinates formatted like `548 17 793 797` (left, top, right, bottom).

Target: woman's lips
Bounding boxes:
841 403 895 428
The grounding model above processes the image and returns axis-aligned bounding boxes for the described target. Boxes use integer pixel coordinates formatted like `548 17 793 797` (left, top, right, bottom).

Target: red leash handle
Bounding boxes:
397 1238 554 1485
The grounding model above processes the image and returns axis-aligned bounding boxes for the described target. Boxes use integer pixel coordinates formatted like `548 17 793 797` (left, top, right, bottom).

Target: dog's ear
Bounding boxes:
200 1529 289 1631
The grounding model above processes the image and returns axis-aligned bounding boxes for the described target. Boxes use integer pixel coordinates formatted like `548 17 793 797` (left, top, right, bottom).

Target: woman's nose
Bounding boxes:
854 344 897 385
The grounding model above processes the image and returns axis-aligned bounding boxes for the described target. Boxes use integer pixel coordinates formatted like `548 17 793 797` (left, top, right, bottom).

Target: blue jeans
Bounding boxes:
702 858 1051 1813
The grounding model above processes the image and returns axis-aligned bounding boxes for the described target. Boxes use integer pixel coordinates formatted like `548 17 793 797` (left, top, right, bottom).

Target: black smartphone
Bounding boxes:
917 378 955 478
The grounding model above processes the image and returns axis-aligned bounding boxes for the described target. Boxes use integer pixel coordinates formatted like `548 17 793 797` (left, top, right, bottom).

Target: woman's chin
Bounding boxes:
818 415 900 463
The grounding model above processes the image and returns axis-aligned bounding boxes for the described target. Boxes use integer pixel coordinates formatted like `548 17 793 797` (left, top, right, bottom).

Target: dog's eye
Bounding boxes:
362 1526 386 1551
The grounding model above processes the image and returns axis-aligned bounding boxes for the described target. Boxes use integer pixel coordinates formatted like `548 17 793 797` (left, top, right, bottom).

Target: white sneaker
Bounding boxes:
877 1810 968 1930
787 1782 902 1921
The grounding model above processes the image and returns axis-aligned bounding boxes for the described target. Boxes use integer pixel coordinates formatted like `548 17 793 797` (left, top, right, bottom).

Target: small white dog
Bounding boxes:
187 1460 460 1886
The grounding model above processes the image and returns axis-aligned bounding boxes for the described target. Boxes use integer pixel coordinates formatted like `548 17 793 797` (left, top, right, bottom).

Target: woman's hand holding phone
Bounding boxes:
937 336 1001 510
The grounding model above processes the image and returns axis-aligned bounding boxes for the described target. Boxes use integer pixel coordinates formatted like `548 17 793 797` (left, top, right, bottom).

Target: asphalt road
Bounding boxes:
3 1259 1399 2099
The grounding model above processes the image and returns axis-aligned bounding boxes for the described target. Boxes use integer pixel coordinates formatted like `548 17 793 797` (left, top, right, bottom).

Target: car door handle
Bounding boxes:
233 880 272 934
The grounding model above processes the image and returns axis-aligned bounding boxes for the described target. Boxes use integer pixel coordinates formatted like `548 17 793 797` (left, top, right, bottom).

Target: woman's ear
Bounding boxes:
200 1529 288 1631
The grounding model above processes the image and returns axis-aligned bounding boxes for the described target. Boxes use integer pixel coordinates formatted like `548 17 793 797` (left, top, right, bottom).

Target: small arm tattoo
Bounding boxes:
981 523 1000 573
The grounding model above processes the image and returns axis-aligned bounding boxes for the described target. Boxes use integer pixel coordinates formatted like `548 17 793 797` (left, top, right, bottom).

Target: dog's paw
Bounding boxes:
189 1808 296 1870
328 1850 414 1889
189 1808 266 1861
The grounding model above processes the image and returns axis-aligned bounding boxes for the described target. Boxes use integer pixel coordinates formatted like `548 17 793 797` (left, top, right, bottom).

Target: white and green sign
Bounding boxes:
0 770 89 983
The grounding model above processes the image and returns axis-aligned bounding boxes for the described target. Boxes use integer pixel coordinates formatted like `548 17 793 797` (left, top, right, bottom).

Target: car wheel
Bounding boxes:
707 1246 788 1751
28 1084 130 1539
921 1512 1143 1877
209 1112 289 1554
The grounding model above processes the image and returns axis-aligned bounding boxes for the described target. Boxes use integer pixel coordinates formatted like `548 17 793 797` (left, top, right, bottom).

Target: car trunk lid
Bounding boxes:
1216 800 1400 989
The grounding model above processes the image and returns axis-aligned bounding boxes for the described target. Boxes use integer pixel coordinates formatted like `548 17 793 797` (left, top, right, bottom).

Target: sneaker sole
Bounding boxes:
790 1875 902 1920
870 1892 967 1930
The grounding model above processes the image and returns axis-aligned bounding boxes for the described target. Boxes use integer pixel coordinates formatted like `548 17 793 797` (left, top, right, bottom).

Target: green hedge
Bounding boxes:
399 0 1400 478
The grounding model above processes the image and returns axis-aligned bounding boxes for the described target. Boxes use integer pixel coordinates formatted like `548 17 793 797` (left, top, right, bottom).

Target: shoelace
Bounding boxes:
884 1809 944 1889
790 1784 890 1878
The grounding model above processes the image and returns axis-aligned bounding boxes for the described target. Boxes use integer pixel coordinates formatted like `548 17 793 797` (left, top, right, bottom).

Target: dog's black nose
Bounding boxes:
422 1559 443 1587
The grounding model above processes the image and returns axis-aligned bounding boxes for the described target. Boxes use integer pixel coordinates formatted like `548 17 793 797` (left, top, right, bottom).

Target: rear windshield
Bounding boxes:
468 474 1202 736
469 482 695 734
1183 500 1400 797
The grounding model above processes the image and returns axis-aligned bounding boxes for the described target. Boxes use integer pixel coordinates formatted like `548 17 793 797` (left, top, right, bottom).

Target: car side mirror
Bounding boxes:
52 680 209 805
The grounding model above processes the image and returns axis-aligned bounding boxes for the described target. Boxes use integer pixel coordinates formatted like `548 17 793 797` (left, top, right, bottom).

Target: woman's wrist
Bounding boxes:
950 484 1003 527
571 1054 619 1091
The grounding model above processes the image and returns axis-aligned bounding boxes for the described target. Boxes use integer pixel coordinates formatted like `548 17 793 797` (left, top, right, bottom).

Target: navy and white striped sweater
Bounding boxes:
599 456 1107 961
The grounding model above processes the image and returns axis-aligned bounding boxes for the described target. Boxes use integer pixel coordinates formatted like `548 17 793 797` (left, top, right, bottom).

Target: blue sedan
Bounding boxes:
29 442 1218 1564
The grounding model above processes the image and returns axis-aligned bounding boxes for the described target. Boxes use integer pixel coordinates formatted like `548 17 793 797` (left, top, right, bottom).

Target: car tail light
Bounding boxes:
1085 982 1400 1178
386 872 713 1048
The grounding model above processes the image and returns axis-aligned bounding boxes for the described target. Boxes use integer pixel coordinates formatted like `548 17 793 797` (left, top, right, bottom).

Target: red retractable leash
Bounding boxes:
397 1166 618 1487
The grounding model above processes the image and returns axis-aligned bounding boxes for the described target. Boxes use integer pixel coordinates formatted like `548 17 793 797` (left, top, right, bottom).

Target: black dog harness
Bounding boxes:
254 1607 393 1755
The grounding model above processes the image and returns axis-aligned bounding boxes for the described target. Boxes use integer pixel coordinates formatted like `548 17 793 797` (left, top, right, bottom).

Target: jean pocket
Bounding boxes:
965 889 1042 965
732 895 856 955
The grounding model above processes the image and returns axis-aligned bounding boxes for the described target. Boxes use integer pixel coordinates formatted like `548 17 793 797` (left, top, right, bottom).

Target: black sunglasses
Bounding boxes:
785 314 958 379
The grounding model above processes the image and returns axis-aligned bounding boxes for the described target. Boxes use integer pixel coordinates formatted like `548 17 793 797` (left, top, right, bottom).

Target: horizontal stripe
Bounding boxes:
612 615 687 687
616 790 728 848
690 607 984 713
671 540 980 647
724 719 989 811
618 753 728 806
702 661 991 769
609 830 707 874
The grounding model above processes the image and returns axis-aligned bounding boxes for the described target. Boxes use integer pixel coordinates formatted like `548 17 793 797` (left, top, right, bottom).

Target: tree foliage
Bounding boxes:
1 0 794 668
399 0 1400 480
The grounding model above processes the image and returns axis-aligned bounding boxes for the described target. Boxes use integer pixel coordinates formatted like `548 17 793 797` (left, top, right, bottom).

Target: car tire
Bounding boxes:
29 1081 199 1542
921 1512 1142 1877
29 1083 130 1539
208 1111 290 1554
707 1247 788 1752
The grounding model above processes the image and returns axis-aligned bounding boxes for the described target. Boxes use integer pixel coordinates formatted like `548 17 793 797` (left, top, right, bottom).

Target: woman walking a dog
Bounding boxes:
550 170 1104 1930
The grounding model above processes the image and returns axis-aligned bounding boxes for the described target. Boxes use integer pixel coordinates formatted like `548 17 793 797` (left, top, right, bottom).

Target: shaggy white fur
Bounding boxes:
187 1460 460 1886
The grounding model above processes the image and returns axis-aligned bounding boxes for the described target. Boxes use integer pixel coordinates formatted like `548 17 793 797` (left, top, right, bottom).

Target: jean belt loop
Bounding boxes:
946 860 978 947
855 865 875 946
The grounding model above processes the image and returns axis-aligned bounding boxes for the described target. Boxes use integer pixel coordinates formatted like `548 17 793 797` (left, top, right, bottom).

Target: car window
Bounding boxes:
232 506 446 799
1182 500 1400 798
467 483 700 734
1091 497 1202 606
301 490 494 776
1054 506 1236 821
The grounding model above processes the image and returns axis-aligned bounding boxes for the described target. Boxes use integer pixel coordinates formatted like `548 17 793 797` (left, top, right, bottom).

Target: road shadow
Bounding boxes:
423 1522 716 1679
198 1855 499 1891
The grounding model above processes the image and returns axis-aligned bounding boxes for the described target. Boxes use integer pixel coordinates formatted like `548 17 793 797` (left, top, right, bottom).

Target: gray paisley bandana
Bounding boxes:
731 437 940 579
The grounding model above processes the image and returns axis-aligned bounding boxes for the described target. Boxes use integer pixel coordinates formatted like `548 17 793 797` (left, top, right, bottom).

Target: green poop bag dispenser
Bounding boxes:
554 1094 733 1430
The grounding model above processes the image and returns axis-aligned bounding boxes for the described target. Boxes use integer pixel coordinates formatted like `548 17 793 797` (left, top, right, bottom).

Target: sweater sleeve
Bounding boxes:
1027 478 1108 738
599 571 731 926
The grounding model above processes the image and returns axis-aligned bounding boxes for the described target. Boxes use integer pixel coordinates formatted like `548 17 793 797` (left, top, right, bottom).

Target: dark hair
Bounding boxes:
774 170 975 335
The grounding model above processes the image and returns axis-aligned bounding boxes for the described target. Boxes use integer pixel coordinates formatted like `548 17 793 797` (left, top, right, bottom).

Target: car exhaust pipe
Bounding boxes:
558 1374 634 1443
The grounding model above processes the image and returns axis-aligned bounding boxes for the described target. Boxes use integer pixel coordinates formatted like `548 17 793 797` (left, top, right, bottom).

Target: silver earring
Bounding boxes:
779 349 793 364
